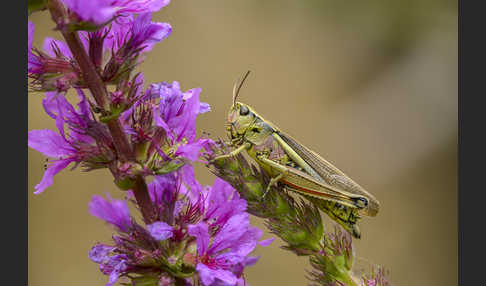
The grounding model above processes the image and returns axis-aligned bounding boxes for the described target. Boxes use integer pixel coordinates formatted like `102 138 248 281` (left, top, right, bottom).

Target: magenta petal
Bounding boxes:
244 256 260 267
89 244 114 263
153 106 174 140
152 22 172 41
175 141 204 161
210 213 250 254
175 87 201 141
205 179 247 227
89 195 132 232
107 258 127 286
28 21 34 52
42 91 61 119
180 164 202 195
146 222 173 241
196 263 238 286
76 88 91 119
43 37 73 58
62 0 115 25
34 159 73 194
144 0 171 11
28 129 73 158
230 227 262 257
187 222 209 257
259 237 276 247
199 102 211 114
130 13 171 52
196 263 215 286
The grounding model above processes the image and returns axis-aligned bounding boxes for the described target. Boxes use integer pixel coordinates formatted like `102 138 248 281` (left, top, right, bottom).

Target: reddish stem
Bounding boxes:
48 0 157 224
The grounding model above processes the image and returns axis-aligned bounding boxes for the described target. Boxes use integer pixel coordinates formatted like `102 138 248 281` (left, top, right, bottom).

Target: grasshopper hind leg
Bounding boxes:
261 173 284 200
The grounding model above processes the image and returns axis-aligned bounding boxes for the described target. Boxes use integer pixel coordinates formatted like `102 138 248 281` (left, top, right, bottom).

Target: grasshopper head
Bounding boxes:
226 101 257 143
226 71 274 145
226 71 253 144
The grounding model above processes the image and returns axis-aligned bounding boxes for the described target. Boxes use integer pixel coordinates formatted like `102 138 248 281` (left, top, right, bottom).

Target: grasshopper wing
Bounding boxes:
276 131 379 217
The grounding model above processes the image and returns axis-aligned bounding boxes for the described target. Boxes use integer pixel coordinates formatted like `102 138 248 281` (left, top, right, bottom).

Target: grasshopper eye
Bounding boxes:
240 105 250 116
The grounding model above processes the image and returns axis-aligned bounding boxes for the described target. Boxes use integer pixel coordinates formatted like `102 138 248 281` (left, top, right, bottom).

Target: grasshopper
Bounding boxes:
214 71 379 238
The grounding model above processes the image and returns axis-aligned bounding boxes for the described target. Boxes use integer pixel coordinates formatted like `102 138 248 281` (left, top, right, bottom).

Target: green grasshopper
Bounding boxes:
214 71 379 238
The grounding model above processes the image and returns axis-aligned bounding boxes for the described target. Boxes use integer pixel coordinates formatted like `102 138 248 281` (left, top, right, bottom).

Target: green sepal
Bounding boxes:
28 0 48 15
115 177 137 191
283 230 321 253
244 181 264 198
273 194 292 215
135 142 150 162
66 21 102 32
99 105 124 123
154 160 185 175
131 275 159 286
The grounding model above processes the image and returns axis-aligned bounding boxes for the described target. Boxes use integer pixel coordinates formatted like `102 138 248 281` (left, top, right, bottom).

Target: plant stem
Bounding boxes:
48 0 157 224
133 176 157 224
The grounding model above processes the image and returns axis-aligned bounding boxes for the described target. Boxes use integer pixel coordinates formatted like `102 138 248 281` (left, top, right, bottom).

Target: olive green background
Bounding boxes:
28 1 457 285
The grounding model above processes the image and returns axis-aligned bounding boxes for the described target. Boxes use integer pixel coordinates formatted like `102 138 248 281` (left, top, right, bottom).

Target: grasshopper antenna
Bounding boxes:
232 70 251 106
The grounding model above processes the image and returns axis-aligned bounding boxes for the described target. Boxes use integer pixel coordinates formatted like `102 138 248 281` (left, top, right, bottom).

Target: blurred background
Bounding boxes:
28 0 457 285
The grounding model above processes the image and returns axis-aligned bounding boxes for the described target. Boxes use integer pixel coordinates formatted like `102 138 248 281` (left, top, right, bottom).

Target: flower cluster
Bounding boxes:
28 10 171 91
89 169 270 286
27 75 211 194
28 1 268 285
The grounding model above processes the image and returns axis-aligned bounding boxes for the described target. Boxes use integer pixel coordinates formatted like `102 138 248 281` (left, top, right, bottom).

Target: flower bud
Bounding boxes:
115 177 137 191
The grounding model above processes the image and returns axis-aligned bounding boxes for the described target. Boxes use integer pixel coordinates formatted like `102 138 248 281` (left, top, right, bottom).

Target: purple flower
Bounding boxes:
104 13 171 56
147 221 173 240
89 194 133 232
150 81 213 161
100 14 171 82
89 243 130 286
29 14 170 89
28 91 96 193
101 254 129 286
188 213 262 286
89 168 264 285
148 173 178 206
146 164 203 223
89 244 115 263
120 80 213 169
62 0 171 25
151 81 203 142
203 178 247 228
28 22 80 90
127 13 171 53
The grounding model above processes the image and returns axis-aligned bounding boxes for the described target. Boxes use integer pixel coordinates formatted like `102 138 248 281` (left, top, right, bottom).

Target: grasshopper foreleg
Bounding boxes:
212 142 251 161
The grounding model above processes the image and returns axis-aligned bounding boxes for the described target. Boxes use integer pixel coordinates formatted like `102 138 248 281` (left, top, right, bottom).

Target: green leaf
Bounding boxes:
28 0 48 15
